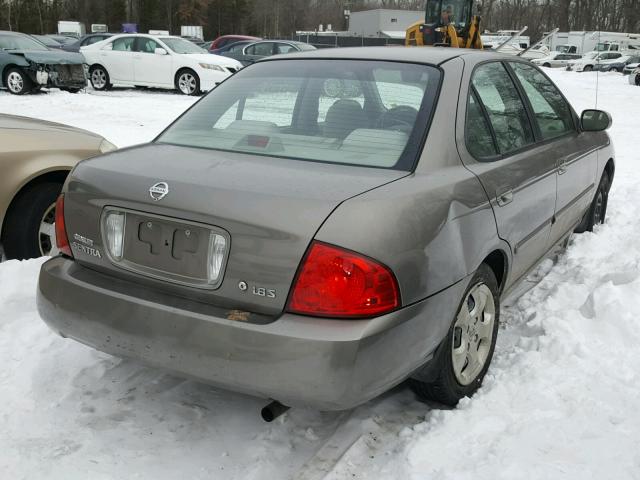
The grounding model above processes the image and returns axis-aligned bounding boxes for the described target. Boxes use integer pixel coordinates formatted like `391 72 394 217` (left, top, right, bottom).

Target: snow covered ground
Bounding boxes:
1 71 639 479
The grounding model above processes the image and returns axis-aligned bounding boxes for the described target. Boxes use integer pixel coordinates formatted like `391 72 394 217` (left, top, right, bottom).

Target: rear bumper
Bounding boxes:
37 256 466 410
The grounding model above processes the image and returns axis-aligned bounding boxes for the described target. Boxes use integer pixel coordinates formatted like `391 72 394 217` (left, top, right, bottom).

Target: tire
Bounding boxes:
410 264 500 406
583 65 593 72
175 69 200 95
543 62 551 67
1 182 63 260
4 67 33 95
89 65 112 91
575 171 610 233
636 75 640 87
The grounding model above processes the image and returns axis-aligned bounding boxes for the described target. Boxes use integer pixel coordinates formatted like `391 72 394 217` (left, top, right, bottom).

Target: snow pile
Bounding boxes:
0 71 639 479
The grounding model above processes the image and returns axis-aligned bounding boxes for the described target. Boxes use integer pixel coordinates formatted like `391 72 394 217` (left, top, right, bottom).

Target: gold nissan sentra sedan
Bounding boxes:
0 114 116 259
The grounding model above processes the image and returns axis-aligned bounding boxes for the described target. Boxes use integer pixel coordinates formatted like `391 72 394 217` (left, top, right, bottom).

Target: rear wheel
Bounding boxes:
575 171 610 233
4 67 33 95
410 264 500 406
543 62 551 67
584 65 593 72
636 75 640 86
90 65 111 91
175 69 200 95
2 182 63 259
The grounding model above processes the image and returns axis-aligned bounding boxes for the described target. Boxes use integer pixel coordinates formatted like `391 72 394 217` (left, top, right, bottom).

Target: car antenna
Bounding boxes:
595 29 601 109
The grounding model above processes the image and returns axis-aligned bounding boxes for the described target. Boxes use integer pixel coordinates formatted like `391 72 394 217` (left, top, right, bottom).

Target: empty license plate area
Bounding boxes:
102 208 229 289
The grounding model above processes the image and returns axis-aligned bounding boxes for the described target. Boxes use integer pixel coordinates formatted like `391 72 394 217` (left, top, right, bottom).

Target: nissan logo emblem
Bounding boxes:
149 182 169 201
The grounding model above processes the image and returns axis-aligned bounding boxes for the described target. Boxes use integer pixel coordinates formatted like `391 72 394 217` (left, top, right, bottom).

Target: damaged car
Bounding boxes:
0 31 86 95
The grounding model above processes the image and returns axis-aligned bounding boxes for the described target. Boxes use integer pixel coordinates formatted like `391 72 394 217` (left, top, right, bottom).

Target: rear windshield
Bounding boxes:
158 59 440 170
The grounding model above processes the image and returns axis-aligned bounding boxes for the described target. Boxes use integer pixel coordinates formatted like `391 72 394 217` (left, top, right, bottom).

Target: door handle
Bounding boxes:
558 158 567 174
496 188 513 207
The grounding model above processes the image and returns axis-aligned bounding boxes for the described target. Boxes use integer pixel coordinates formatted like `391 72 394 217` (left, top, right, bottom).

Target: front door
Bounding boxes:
457 61 558 283
507 61 598 245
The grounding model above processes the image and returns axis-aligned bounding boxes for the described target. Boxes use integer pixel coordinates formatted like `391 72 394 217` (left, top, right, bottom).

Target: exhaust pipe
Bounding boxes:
261 400 290 422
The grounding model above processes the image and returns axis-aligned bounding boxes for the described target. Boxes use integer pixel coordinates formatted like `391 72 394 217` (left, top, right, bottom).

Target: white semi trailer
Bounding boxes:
57 21 86 37
546 30 640 54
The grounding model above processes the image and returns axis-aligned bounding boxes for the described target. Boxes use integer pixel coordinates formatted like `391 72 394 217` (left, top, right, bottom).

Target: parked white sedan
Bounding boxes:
81 34 242 95
532 52 582 68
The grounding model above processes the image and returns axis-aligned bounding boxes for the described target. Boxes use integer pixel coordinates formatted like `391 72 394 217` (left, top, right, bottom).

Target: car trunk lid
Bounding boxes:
63 143 407 317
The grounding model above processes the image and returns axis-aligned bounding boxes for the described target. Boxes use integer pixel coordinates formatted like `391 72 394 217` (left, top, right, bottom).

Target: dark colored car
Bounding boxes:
596 55 640 73
61 33 114 52
46 35 78 46
209 34 260 53
38 48 614 414
221 39 316 65
210 39 254 56
0 31 86 94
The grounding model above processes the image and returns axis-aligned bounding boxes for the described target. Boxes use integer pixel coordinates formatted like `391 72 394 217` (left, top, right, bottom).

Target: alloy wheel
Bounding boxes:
7 71 24 94
451 283 496 386
178 72 197 95
91 69 107 89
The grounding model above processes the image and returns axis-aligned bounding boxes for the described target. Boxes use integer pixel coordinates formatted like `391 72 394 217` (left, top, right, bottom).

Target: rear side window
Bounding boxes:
246 42 273 56
509 62 575 140
466 90 497 158
276 43 296 54
471 62 534 155
112 37 135 51
158 59 441 170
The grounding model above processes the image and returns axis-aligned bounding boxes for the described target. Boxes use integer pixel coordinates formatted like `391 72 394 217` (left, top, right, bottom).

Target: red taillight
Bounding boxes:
287 241 400 318
54 194 73 257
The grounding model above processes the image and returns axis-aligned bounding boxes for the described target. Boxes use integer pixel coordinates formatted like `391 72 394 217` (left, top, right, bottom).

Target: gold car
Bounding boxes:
0 114 116 259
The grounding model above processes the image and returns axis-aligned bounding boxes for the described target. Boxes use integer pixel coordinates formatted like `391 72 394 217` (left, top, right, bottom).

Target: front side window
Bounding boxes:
112 37 135 51
136 38 159 54
158 60 440 170
510 62 575 140
471 62 534 155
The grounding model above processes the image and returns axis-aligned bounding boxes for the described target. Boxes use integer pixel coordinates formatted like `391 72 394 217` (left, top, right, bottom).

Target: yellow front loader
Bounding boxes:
406 0 483 49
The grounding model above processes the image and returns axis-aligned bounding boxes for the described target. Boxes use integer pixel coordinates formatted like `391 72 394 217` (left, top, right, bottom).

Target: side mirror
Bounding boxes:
155 47 168 55
581 109 612 131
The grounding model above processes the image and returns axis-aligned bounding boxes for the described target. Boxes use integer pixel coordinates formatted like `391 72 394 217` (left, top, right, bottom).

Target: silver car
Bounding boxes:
38 48 614 415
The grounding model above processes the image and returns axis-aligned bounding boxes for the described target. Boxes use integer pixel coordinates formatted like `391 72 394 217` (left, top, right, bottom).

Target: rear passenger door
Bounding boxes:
508 61 597 245
457 61 557 283
103 36 136 83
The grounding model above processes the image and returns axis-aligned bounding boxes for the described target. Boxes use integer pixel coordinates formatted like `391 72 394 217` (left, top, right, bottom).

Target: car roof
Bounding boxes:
264 46 514 66
0 30 28 37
